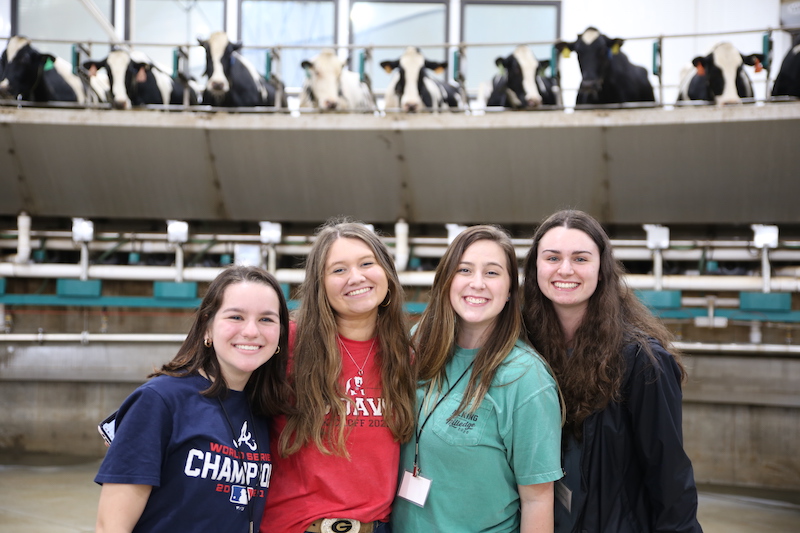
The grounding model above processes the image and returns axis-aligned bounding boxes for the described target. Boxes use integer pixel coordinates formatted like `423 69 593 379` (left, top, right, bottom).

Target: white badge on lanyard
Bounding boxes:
397 469 432 507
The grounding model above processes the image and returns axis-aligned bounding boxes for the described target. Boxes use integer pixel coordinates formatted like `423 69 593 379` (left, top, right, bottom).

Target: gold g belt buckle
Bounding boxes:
321 518 361 533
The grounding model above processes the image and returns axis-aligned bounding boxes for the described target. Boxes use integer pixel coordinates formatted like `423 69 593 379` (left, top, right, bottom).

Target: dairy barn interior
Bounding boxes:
1 0 800 523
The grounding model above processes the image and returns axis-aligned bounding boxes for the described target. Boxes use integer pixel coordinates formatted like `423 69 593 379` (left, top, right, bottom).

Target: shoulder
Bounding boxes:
624 338 681 384
495 339 557 389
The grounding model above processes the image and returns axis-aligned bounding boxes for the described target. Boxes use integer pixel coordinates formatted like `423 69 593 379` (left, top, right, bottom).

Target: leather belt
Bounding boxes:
305 518 377 533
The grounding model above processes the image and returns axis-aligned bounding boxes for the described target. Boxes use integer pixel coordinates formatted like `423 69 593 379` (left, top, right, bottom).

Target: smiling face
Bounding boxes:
536 226 601 322
449 239 511 348
324 237 389 325
205 281 282 391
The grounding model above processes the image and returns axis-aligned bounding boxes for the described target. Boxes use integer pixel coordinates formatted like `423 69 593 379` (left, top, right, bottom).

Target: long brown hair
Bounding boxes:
414 225 523 415
521 209 685 439
151 265 292 417
279 217 416 457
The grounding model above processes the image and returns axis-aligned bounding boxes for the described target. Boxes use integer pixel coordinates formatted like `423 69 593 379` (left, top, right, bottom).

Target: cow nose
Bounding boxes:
211 81 225 92
526 97 542 108
717 96 742 106
112 99 129 110
323 100 337 110
404 102 419 112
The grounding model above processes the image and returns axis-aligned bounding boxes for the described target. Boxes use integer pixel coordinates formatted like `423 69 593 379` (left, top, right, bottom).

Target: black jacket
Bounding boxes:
570 340 703 533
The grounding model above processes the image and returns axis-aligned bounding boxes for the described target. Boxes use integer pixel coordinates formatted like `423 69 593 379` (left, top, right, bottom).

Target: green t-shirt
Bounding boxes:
392 339 563 533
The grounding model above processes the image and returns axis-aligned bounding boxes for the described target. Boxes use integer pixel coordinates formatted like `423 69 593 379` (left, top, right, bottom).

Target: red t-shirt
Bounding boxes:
260 323 399 533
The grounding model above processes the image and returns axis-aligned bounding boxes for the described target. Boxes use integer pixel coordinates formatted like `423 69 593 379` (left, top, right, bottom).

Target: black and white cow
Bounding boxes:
772 34 800 98
300 49 375 111
555 27 654 105
84 49 196 109
486 45 561 108
198 32 285 108
677 42 764 104
0 36 92 103
380 47 464 112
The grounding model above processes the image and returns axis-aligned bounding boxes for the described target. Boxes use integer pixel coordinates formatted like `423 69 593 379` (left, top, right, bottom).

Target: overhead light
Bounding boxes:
751 224 778 249
72 218 94 242
167 220 189 244
643 224 670 250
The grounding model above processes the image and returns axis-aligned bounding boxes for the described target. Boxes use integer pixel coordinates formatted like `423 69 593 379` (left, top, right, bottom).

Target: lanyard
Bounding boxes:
218 397 259 533
413 360 474 476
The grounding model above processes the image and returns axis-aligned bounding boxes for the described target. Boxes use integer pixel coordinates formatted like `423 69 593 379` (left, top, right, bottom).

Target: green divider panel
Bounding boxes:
635 290 682 310
56 279 102 298
154 281 198 300
0 278 5 295
739 292 791 312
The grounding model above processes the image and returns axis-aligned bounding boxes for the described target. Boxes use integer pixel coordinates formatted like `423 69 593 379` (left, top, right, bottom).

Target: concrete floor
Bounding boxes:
1 458 799 532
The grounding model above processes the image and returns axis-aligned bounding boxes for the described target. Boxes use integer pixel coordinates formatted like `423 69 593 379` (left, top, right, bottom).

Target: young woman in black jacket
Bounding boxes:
522 209 703 533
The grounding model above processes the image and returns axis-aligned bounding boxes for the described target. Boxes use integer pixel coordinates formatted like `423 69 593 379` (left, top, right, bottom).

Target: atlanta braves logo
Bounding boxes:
236 421 258 451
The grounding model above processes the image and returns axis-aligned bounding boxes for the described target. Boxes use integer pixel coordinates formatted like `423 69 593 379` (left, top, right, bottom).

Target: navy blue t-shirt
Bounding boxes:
96 374 271 533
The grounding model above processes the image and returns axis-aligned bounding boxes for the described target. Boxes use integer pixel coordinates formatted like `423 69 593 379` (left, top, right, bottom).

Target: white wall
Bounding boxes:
557 0 786 104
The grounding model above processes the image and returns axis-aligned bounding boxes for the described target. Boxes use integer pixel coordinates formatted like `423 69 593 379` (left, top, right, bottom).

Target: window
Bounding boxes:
134 0 224 80
462 1 559 93
241 0 335 89
351 1 447 95
16 0 114 62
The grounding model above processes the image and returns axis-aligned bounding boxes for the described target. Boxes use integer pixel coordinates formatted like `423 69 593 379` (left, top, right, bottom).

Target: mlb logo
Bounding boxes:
230 485 250 505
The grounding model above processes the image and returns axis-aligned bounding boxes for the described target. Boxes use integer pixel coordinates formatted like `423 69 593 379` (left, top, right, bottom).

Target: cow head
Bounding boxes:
692 42 763 105
381 47 447 112
0 36 52 100
301 49 346 110
85 49 151 109
199 32 242 98
556 27 624 104
495 45 545 108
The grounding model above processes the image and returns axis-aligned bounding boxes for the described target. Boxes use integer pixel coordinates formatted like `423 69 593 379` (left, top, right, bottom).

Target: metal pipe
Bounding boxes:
674 341 800 356
174 246 184 283
653 248 663 291
762 248 771 293
0 333 187 343
79 242 89 281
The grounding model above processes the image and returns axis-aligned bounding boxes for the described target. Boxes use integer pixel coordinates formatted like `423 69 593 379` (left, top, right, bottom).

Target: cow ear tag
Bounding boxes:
561 48 571 59
611 43 621 55
44 57 55 71
695 63 706 77
754 58 763 73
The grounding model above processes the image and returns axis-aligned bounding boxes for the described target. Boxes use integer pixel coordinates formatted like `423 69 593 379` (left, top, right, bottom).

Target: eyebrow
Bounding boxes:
327 254 376 267
221 307 279 317
458 260 506 268
540 249 594 255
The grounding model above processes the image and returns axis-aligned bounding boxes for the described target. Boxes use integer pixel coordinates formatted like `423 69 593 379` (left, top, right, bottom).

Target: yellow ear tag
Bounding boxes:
383 65 394 73
561 48 571 59
611 43 621 55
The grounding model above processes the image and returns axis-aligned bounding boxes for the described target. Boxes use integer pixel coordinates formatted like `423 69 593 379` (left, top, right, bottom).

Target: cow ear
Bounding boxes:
743 53 765 72
610 38 624 55
424 60 447 74
692 56 707 76
197 37 206 47
381 60 399 73
495 57 505 68
537 59 551 76
232 42 243 52
555 41 572 58
301 60 312 69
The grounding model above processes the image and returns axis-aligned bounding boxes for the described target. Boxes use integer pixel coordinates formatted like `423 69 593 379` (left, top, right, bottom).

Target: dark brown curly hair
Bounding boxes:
522 210 685 440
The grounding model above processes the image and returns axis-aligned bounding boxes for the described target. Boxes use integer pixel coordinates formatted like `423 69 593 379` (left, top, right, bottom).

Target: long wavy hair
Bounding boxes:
151 265 293 418
521 210 685 439
279 218 416 457
414 225 524 416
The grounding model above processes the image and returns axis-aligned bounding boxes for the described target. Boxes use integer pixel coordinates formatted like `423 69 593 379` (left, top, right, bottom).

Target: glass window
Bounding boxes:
462 1 559 93
0 0 11 37
134 0 224 80
351 1 447 96
16 0 114 63
241 0 335 89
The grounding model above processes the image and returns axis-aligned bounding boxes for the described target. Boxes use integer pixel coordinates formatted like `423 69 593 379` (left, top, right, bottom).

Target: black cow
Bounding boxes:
84 49 197 109
555 27 655 105
677 42 764 104
0 35 92 103
772 34 800 98
198 32 285 107
380 47 464 112
486 45 561 108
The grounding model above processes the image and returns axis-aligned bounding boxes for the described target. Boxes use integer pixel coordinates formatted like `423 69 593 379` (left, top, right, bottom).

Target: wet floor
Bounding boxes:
0 456 798 532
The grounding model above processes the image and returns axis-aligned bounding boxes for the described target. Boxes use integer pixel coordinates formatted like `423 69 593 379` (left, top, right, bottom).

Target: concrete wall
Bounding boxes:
1 342 798 491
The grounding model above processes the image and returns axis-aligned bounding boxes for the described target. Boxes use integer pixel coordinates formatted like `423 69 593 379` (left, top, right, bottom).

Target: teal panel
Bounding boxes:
636 290 682 310
739 292 792 312
0 278 5 295
56 279 102 298
154 281 198 300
